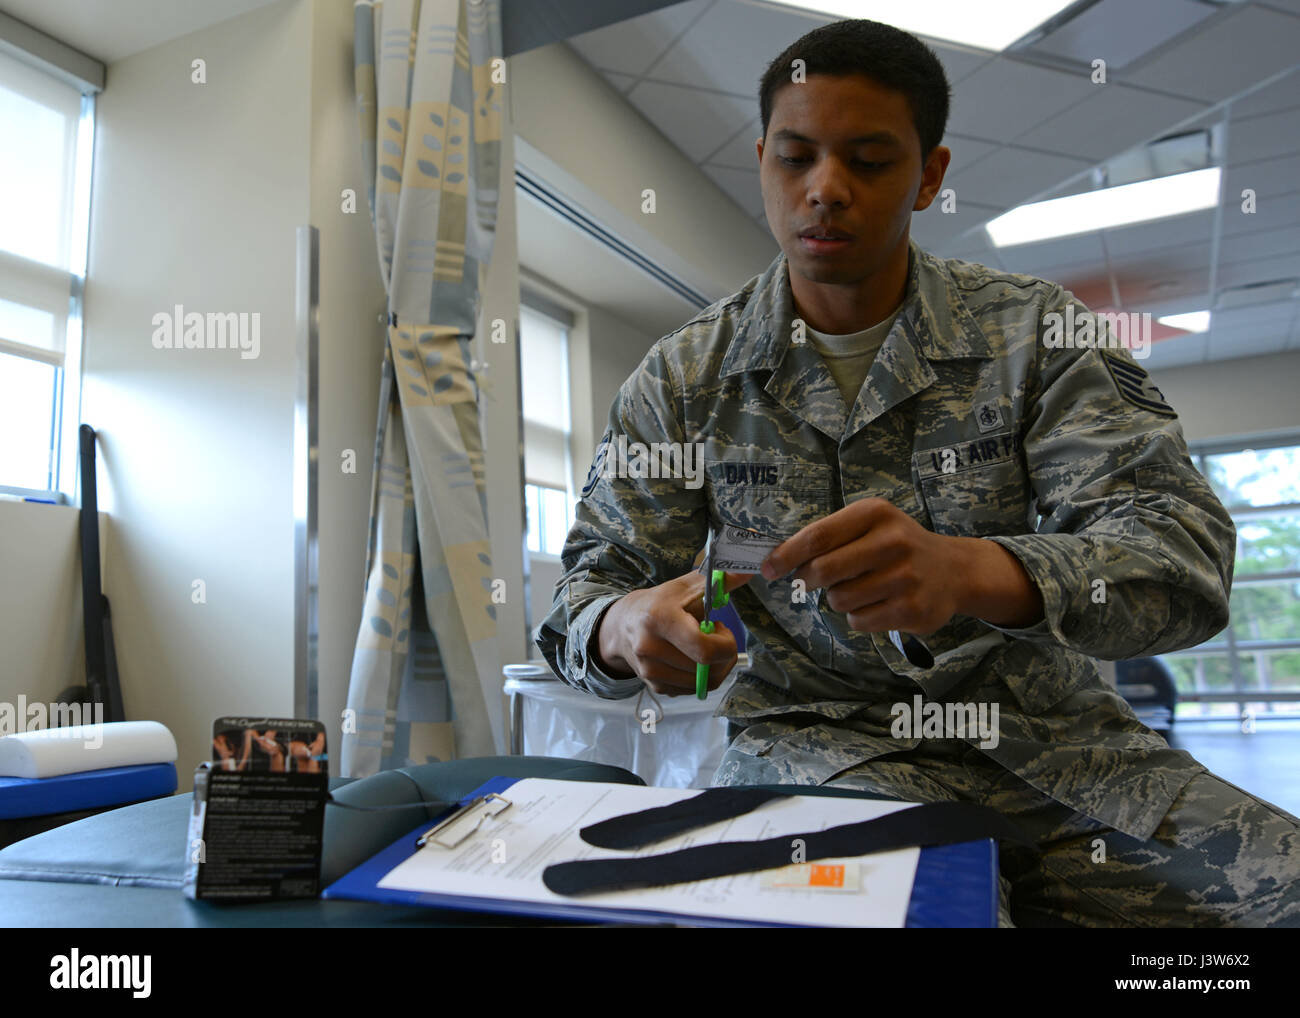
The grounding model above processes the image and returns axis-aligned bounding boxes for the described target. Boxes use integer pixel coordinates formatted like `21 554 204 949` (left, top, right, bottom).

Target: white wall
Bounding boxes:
1149 350 1300 444
79 0 313 784
0 502 93 699
578 303 663 477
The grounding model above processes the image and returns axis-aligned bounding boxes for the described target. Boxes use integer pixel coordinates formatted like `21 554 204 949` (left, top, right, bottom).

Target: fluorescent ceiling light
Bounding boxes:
1158 311 1210 334
985 167 1221 247
761 1 1077 51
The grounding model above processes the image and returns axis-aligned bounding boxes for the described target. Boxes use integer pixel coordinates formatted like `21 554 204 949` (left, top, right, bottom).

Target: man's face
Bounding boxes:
757 74 948 286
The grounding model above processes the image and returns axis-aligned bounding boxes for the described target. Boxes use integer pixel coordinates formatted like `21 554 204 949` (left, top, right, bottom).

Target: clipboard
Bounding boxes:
322 777 999 927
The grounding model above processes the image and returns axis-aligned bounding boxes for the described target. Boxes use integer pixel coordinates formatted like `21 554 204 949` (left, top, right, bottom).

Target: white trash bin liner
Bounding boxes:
503 661 743 788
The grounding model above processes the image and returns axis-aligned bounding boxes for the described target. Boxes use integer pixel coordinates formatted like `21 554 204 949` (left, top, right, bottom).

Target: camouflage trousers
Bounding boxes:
715 723 1300 928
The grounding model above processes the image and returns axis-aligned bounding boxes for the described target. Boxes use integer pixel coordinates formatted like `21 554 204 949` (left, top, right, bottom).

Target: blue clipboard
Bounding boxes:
322 777 998 927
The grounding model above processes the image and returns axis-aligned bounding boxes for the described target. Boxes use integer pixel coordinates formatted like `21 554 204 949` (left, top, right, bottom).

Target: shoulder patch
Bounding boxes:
580 430 612 498
1102 351 1176 417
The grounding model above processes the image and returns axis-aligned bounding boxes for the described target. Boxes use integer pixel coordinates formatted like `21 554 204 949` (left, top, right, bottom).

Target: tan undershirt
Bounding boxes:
801 301 905 410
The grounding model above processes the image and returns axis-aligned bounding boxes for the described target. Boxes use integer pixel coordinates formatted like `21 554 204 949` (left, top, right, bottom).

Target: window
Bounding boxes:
524 483 573 558
519 301 575 556
0 47 95 498
1159 439 1300 723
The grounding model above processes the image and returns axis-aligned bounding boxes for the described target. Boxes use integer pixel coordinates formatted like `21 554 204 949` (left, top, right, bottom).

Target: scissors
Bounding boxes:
695 529 730 699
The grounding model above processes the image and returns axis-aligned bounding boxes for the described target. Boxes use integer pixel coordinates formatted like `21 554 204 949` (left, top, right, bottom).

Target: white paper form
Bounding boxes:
376 778 921 927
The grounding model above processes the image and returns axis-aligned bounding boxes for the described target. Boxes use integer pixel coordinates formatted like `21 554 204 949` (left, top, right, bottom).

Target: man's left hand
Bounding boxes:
758 498 1044 633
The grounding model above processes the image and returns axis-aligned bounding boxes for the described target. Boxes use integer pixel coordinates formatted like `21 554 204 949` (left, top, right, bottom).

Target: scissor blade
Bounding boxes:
702 529 716 612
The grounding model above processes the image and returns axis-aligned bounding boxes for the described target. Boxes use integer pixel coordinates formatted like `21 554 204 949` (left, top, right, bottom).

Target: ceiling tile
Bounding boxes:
951 145 1091 208
992 233 1108 275
1023 0 1216 70
1225 106 1300 166
1227 66 1300 119
1218 222 1300 264
1122 5 1300 103
943 133 999 172
707 115 764 169
1216 252 1300 289
1225 152 1300 201
624 78 758 163
1254 0 1300 16
926 41 994 85
1210 302 1298 332
1102 209 1215 258
947 58 1097 143
1015 84 1208 161
566 0 712 78
597 69 637 94
644 0 825 97
1222 189 1300 236
1115 249 1211 306
909 200 1002 249
699 163 765 219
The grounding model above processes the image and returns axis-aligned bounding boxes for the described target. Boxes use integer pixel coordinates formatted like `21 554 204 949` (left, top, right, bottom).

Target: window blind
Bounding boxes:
519 303 571 491
0 47 85 369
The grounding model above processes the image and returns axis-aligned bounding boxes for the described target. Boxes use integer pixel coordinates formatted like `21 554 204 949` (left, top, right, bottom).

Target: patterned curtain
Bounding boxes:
342 0 508 776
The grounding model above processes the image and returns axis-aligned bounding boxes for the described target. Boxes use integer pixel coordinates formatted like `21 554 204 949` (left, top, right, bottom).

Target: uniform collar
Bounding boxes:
720 236 995 380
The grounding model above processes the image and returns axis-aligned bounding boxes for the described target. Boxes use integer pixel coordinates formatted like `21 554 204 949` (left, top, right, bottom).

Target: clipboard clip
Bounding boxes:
414 792 512 849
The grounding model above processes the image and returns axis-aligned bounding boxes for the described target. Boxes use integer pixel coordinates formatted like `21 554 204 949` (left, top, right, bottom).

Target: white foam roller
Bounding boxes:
0 720 178 779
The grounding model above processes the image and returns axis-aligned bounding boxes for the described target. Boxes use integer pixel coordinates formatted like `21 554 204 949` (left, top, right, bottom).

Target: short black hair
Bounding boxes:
759 19 952 160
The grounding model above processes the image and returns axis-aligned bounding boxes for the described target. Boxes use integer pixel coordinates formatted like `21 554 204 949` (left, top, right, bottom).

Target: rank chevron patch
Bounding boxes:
1102 351 1176 417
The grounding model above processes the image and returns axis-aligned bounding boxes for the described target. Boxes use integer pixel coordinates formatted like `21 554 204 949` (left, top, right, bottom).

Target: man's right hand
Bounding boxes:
594 569 754 696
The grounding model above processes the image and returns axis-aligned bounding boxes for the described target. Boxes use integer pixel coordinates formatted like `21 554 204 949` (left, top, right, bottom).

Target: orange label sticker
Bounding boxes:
759 861 861 892
808 864 844 887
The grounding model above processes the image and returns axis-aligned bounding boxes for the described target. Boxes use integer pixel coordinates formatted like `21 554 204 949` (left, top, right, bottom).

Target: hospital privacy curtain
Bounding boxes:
341 0 509 775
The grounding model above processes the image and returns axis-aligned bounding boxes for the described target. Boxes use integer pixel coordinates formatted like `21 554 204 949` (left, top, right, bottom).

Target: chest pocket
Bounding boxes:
707 458 833 536
913 431 1034 538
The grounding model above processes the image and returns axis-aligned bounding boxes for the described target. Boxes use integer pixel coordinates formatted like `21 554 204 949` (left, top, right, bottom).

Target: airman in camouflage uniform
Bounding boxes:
535 237 1300 927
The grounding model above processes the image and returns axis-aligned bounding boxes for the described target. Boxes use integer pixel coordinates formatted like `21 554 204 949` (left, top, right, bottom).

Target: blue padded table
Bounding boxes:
0 762 180 850
0 763 178 819
0 758 996 927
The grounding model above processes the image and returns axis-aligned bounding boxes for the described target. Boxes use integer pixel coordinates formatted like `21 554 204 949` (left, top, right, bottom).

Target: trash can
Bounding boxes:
503 660 744 788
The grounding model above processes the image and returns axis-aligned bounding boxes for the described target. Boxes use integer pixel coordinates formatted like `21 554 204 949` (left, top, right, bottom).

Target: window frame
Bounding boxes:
0 69 96 504
518 291 577 560
1159 429 1300 720
523 480 576 561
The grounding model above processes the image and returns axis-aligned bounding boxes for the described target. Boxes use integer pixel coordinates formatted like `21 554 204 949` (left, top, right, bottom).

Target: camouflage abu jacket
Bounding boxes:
535 237 1235 841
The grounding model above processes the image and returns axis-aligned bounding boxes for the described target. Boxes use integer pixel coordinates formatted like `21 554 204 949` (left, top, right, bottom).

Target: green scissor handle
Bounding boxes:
696 569 730 699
